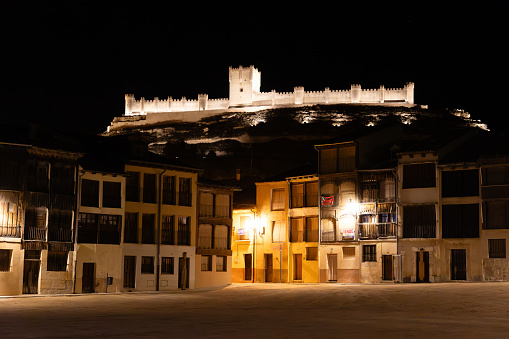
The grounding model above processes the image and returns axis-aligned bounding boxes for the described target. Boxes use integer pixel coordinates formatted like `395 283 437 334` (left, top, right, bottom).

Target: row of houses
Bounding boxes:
231 125 509 284
2 123 509 295
0 129 236 295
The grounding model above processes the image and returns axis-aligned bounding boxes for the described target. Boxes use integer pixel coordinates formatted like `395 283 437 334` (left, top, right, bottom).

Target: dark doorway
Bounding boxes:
327 254 337 281
82 262 95 293
264 254 273 282
123 256 136 289
178 257 190 289
451 249 466 280
382 255 393 281
294 254 302 280
23 260 40 294
244 254 252 281
416 250 429 283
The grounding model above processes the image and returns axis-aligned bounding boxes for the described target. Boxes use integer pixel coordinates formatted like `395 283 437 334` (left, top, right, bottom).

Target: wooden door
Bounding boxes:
82 262 95 293
123 256 136 289
244 254 252 281
265 254 273 282
23 260 40 294
294 254 302 280
178 257 190 289
382 255 393 281
327 254 337 281
416 251 429 282
451 249 466 280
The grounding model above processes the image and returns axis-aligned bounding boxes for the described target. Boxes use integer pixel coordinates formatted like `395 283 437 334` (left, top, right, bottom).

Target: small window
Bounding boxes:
216 256 227 272
306 247 318 261
238 216 251 241
343 247 355 259
81 179 99 207
47 251 68 271
362 245 377 262
272 221 286 243
201 255 212 271
161 257 174 274
102 181 121 208
141 256 154 274
271 188 285 211
0 249 12 272
489 239 506 258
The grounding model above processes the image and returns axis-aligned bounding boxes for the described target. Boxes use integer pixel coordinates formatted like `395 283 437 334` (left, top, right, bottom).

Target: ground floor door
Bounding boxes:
264 254 273 282
294 254 302 280
416 251 429 283
327 254 337 281
82 262 95 293
123 256 136 289
178 257 190 289
23 260 40 294
382 255 393 281
244 254 252 281
451 249 466 280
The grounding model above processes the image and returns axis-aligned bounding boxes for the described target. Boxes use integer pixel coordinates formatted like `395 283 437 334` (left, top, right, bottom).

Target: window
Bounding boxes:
343 247 355 259
178 178 192 206
201 255 212 271
81 179 99 207
0 158 21 190
290 218 304 243
48 209 73 242
99 214 121 244
24 207 48 241
27 161 49 193
142 214 155 244
363 245 377 262
338 146 356 172
489 239 506 258
161 215 174 245
124 212 138 243
198 224 213 249
271 189 285 211
78 213 98 243
442 204 479 238
216 256 227 272
103 181 121 208
51 164 75 195
484 201 509 229
143 173 156 204
403 205 436 238
272 221 286 243
199 192 214 217
126 172 140 202
141 256 154 274
305 217 319 242
238 216 251 240
177 216 191 245
161 257 174 274
215 194 230 218
0 249 12 272
214 225 229 250
319 146 356 174
321 218 336 242
291 181 319 208
162 175 176 205
483 166 509 186
403 163 436 189
442 170 479 197
47 251 68 271
306 247 318 261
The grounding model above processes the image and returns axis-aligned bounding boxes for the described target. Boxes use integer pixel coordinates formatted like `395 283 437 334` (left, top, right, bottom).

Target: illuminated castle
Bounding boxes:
124 65 415 116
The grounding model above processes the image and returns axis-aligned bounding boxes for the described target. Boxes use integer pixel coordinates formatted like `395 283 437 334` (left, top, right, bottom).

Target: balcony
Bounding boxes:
358 222 397 239
48 228 73 242
0 225 21 238
24 227 47 241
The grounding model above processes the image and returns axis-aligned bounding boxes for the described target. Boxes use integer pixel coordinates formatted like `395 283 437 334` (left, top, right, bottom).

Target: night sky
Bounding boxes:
2 2 505 134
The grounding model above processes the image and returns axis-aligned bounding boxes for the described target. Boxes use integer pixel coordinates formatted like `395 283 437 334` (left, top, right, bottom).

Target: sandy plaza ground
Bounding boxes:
1 282 509 338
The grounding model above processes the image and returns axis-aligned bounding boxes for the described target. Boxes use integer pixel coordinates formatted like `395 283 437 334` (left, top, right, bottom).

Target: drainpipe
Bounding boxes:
73 169 85 294
156 169 167 291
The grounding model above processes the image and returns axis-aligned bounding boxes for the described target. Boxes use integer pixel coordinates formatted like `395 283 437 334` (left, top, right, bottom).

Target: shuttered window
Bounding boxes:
403 205 436 238
305 217 319 242
214 225 229 250
198 224 212 249
290 218 304 243
272 221 286 243
271 189 285 211
442 170 479 197
403 163 436 189
442 204 479 238
489 239 506 258
484 201 509 229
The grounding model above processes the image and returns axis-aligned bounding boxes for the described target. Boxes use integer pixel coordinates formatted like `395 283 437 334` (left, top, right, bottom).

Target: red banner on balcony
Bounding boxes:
321 196 334 206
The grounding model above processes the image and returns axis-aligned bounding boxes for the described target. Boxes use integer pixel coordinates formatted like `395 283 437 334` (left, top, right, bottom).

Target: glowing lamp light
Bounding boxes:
347 199 359 216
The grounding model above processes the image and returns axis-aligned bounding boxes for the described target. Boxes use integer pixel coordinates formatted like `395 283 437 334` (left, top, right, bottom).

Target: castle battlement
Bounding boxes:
123 66 415 117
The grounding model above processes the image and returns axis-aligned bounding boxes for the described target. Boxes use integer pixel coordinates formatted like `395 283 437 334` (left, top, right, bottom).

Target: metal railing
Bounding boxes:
359 222 397 239
24 227 47 241
48 228 72 242
0 225 21 238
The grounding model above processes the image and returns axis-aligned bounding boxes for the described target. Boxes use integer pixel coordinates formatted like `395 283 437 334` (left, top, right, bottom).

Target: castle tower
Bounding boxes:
351 84 361 103
229 65 261 107
125 94 135 115
405 82 415 104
